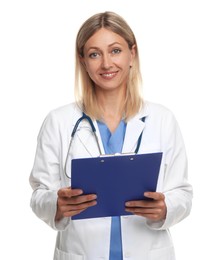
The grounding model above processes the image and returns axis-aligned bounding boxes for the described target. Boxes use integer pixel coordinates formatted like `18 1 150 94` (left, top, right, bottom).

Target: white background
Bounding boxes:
0 0 215 259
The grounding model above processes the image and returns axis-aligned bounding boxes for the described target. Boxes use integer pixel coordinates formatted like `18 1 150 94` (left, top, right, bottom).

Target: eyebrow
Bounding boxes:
86 42 122 52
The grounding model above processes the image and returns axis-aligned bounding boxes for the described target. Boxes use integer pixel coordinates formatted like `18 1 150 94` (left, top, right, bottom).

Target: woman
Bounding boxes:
30 11 193 260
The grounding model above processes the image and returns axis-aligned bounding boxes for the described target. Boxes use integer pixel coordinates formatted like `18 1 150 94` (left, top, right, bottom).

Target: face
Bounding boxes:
82 28 136 93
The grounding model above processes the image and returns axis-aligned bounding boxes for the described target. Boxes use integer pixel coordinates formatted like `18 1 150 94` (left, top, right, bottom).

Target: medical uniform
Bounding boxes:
29 101 193 260
97 120 126 259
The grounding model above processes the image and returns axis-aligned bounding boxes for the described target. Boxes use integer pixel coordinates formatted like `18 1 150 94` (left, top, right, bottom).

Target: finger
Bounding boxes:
125 200 155 208
144 192 165 201
58 188 83 198
68 194 97 205
125 206 162 215
125 207 164 221
63 199 97 212
136 213 162 220
63 200 97 217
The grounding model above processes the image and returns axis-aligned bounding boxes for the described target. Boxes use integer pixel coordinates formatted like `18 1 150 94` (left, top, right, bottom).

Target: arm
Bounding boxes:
125 111 193 229
29 111 96 230
29 111 62 230
159 112 193 230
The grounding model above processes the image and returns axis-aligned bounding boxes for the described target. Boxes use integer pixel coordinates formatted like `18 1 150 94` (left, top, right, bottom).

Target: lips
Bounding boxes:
100 71 118 79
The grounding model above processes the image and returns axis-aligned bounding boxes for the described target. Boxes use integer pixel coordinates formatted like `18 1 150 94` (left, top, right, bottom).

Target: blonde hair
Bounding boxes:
75 11 143 120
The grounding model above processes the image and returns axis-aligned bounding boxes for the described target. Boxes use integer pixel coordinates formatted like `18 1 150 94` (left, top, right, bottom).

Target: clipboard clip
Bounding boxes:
99 152 136 163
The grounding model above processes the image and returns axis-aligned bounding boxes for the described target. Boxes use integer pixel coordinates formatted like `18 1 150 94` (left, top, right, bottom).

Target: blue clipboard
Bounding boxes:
71 152 162 220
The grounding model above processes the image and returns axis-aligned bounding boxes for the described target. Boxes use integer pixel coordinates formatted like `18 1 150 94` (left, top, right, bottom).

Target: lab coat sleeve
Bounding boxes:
146 111 193 230
29 111 70 231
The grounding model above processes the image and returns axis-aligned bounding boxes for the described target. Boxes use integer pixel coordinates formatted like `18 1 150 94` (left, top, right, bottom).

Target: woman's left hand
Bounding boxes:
125 192 167 221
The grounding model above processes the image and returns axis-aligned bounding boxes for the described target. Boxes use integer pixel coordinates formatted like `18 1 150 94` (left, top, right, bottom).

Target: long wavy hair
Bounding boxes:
75 11 143 120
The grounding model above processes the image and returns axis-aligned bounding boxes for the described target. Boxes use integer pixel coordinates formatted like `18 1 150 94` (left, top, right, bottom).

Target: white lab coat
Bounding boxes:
30 101 192 260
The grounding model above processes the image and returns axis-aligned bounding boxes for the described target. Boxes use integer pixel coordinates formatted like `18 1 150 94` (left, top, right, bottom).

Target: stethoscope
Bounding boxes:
64 112 146 178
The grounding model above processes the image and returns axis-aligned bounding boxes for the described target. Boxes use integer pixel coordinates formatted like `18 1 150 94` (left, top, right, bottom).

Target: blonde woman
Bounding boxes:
30 11 192 260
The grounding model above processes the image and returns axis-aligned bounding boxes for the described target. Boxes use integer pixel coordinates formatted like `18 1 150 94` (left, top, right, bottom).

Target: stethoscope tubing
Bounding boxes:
64 113 102 178
64 113 145 179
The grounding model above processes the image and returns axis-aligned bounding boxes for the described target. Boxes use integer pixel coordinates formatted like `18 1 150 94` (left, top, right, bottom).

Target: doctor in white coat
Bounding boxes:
30 11 192 260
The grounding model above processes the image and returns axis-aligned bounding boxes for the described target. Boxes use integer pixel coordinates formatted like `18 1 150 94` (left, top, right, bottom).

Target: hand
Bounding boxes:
55 187 97 221
125 192 167 221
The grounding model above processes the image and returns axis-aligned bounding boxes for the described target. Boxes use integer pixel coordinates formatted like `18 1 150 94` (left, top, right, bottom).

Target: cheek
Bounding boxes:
84 63 99 82
118 55 132 67
85 61 98 74
121 57 132 71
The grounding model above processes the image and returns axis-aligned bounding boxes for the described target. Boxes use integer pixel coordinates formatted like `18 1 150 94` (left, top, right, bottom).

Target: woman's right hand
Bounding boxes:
55 187 97 221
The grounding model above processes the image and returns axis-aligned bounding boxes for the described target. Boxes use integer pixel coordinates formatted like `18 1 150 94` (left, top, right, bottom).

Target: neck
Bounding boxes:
97 87 125 114
96 89 126 132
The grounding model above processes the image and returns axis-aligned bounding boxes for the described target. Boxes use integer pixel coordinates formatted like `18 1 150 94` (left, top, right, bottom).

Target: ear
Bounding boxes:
129 44 136 67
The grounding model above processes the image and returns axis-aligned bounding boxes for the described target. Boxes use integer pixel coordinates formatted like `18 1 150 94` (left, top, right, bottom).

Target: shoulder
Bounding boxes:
43 102 83 126
138 101 181 131
48 102 82 119
142 101 183 138
38 102 82 136
140 101 175 119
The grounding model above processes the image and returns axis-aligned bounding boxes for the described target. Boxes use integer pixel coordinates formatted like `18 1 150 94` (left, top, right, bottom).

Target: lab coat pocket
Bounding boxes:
148 246 175 260
54 248 84 260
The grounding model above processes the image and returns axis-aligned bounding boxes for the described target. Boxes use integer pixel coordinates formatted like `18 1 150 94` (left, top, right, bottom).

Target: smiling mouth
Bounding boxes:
100 71 118 79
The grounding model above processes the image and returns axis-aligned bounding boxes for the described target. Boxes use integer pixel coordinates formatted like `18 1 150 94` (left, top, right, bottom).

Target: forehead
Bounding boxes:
84 28 128 50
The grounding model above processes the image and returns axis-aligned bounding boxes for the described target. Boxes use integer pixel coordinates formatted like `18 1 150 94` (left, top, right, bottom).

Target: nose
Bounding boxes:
101 53 112 69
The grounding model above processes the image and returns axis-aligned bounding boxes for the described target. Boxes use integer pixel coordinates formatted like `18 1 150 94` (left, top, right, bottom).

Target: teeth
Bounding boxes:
102 73 115 77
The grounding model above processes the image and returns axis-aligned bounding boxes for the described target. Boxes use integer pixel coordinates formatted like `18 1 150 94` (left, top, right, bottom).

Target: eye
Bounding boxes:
89 52 100 59
112 48 121 54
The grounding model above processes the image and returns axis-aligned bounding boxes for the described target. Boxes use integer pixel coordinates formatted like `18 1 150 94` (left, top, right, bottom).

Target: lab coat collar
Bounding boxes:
75 102 150 157
122 102 149 153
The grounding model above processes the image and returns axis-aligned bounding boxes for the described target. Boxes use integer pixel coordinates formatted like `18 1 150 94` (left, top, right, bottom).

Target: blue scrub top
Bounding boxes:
97 120 126 260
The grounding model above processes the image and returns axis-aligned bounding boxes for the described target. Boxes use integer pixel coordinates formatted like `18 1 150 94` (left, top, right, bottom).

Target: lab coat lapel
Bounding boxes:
76 119 104 157
75 102 149 156
122 116 146 153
